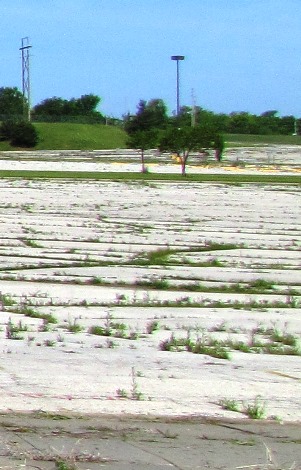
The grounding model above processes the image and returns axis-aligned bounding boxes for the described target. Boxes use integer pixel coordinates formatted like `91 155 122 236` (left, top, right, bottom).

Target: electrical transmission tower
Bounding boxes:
20 37 32 121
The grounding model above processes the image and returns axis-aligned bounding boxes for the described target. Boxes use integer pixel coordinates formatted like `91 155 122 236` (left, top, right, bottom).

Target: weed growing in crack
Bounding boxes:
249 278 275 290
55 461 76 470
116 388 128 398
227 325 301 356
6 318 28 340
219 398 240 412
44 339 56 347
131 367 144 400
159 333 231 360
66 317 84 333
219 396 267 419
24 309 58 324
38 319 52 332
286 292 299 308
0 292 16 308
244 396 266 419
146 320 160 334
116 367 145 401
135 278 170 289
22 238 42 248
89 312 139 340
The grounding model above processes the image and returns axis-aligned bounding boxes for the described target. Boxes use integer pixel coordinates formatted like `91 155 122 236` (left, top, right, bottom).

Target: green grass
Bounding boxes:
0 123 127 151
225 133 301 146
0 169 299 184
1 125 300 151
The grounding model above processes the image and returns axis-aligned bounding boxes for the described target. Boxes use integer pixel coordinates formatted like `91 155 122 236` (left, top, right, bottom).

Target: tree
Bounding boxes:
32 94 105 123
0 87 25 117
213 134 225 162
159 125 220 176
124 98 168 134
127 130 157 173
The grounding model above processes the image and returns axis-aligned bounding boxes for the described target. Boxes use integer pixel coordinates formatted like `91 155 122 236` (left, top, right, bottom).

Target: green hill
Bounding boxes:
0 122 128 151
1 123 301 152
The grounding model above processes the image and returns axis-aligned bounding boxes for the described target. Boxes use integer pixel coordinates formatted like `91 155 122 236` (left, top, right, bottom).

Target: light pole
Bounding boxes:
171 55 185 116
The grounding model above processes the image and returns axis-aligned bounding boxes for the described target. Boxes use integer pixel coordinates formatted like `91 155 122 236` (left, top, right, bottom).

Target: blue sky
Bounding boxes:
2 0 301 117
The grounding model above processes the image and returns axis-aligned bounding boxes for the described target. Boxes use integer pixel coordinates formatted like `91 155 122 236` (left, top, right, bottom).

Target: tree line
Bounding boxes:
124 99 299 136
0 87 300 166
0 86 299 135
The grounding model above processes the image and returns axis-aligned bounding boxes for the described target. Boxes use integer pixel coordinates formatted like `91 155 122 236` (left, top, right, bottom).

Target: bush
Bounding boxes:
0 119 39 147
0 119 16 141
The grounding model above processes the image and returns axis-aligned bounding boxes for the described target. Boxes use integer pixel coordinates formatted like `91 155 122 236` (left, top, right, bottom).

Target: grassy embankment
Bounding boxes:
0 122 128 151
1 122 301 151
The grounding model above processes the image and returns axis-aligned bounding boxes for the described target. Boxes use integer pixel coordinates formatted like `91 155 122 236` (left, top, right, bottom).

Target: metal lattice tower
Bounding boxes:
20 37 32 121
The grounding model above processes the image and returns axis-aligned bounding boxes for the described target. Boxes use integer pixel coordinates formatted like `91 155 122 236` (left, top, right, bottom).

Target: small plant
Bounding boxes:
105 338 117 348
210 321 228 332
6 318 28 340
219 398 240 412
66 318 84 333
38 319 51 332
0 292 16 307
24 309 58 324
44 339 56 347
22 238 41 248
116 368 144 401
270 327 298 346
286 292 299 308
249 278 275 291
159 333 231 360
116 388 128 398
146 320 160 334
131 367 144 400
55 460 76 470
210 257 224 267
90 276 104 285
244 396 266 419
88 325 106 336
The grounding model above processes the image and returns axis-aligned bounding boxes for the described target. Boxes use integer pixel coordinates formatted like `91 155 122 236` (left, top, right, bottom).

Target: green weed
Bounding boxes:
219 398 240 412
244 396 266 419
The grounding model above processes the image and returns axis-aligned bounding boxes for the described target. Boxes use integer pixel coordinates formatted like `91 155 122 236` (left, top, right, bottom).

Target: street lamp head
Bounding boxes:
171 55 185 61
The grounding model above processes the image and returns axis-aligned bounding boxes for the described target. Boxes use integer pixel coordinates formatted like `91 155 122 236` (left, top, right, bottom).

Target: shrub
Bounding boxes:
0 119 39 147
0 119 17 140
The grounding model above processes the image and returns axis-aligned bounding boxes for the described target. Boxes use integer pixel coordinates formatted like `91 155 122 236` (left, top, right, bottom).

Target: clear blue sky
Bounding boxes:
2 0 301 118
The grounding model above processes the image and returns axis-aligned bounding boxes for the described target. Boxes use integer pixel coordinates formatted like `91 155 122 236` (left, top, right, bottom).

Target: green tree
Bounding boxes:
124 99 168 134
0 87 25 117
227 112 260 134
127 130 157 173
32 94 105 123
159 125 220 176
213 133 225 162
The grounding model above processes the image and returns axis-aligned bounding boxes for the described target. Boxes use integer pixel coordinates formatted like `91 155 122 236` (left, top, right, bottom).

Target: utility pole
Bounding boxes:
20 37 32 121
191 88 197 127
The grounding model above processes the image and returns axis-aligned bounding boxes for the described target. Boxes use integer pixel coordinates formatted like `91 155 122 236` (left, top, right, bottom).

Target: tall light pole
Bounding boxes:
20 37 32 121
171 55 185 116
